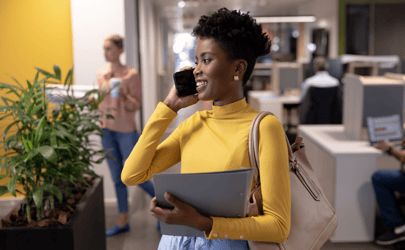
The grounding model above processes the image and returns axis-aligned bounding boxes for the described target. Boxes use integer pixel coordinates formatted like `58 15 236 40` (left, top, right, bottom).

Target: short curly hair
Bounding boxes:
192 8 271 86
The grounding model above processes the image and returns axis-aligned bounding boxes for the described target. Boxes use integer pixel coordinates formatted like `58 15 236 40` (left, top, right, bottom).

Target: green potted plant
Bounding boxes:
0 65 110 250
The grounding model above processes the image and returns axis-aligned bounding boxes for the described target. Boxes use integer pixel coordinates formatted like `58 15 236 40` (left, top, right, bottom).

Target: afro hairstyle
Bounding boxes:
192 8 271 86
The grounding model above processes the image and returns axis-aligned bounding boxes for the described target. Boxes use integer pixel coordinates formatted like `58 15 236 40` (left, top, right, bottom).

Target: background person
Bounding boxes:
95 34 156 237
300 56 339 102
122 8 290 249
372 138 405 245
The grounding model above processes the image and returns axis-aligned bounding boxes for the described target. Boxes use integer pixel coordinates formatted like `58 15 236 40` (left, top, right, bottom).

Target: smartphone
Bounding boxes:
173 69 198 97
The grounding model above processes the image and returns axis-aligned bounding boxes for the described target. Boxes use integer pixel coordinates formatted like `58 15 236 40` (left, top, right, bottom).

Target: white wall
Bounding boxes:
70 0 126 87
298 0 339 59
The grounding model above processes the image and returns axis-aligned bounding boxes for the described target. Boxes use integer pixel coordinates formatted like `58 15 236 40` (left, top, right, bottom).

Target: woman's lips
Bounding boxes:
196 81 207 92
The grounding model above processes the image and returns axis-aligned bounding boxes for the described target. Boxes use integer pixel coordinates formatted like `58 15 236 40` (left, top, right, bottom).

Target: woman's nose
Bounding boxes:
193 66 201 78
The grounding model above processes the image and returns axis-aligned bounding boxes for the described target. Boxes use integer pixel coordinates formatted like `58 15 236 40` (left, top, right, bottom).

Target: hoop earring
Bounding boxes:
234 76 239 81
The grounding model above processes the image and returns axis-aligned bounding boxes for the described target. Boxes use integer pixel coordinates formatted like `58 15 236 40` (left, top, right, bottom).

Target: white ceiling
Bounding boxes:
152 0 313 31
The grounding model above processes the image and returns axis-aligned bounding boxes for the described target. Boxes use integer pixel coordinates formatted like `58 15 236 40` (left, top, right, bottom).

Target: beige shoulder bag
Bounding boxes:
247 111 338 250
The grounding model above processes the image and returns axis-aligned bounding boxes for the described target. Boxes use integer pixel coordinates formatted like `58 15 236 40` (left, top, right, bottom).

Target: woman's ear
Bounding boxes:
235 59 248 78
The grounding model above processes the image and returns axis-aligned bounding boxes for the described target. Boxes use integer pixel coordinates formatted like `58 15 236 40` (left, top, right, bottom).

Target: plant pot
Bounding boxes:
0 177 106 250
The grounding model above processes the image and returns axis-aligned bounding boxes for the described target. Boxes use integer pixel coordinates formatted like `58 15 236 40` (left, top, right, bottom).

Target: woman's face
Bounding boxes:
193 37 243 106
103 40 122 62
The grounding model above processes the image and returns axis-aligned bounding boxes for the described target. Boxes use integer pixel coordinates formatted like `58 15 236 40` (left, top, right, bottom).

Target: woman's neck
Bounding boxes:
109 61 125 75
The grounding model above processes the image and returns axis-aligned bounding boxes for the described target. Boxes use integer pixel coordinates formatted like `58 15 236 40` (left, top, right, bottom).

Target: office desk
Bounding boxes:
298 125 400 242
248 91 300 132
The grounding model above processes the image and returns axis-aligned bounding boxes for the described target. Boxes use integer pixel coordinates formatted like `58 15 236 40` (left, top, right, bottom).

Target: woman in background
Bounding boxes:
96 34 156 237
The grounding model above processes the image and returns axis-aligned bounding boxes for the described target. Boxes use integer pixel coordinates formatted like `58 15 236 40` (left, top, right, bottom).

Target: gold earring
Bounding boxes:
234 76 239 81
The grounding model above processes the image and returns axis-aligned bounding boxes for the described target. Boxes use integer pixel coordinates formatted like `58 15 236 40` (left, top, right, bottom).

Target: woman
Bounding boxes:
96 34 156 237
122 8 290 249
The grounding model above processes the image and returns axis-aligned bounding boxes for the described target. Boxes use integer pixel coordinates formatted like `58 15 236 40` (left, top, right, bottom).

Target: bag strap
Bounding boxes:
249 111 295 187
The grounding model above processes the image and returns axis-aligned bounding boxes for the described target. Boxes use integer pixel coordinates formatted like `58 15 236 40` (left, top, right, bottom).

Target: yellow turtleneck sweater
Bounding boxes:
121 98 290 243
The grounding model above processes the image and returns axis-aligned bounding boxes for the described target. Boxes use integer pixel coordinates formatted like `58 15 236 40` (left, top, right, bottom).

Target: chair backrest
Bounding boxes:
299 86 342 125
327 58 344 81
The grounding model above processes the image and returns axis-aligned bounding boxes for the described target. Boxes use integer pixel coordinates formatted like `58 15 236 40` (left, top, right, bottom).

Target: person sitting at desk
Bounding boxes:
298 56 342 125
372 139 405 246
300 56 339 102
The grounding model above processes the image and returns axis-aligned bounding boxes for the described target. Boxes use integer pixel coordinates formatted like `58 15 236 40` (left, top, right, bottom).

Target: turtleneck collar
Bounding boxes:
209 98 249 117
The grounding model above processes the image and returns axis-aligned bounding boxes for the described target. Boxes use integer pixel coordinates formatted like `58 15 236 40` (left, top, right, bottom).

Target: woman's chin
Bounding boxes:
197 92 209 101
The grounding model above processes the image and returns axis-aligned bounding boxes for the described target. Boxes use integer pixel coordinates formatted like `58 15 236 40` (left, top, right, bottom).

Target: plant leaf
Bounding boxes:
24 148 39 162
21 135 30 152
26 102 35 117
53 64 61 81
94 157 105 164
7 177 16 197
0 186 9 198
1 96 11 108
26 80 32 89
0 113 12 122
38 146 58 165
35 68 54 78
35 75 50 86
42 183 63 203
9 75 24 89
64 68 73 86
33 71 39 84
34 116 46 147
3 120 19 138
50 133 57 147
33 188 44 209
31 102 46 116
0 81 22 92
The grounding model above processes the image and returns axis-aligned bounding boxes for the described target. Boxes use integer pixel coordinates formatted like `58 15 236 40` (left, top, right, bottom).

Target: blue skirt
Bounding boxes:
158 235 249 250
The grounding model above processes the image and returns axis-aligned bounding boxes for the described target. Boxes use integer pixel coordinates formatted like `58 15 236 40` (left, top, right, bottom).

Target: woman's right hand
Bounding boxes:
163 67 198 113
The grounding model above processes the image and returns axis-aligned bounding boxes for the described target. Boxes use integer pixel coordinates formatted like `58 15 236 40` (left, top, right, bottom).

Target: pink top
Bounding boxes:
97 65 141 133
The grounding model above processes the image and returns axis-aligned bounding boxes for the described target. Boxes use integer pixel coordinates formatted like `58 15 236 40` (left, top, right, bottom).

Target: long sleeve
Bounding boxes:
204 115 291 243
95 66 139 133
121 69 141 112
121 102 181 185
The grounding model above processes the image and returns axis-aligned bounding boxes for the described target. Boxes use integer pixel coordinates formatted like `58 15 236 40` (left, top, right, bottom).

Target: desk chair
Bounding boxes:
298 86 342 125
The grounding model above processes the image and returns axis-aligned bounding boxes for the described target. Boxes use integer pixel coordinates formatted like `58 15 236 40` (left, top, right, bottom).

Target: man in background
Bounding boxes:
300 56 339 102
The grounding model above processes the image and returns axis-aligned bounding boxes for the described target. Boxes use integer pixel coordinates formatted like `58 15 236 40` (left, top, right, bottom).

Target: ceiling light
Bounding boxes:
307 43 317 52
254 16 316 23
178 1 185 8
271 44 279 52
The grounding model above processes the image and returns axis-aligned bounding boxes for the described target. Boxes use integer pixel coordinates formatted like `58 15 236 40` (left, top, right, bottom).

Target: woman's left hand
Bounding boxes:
150 192 213 233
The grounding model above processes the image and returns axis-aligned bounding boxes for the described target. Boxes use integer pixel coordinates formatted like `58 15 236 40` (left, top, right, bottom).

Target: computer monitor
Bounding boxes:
347 61 378 76
272 62 303 95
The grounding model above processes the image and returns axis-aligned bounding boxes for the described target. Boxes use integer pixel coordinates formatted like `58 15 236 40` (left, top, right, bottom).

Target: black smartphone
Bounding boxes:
173 69 197 97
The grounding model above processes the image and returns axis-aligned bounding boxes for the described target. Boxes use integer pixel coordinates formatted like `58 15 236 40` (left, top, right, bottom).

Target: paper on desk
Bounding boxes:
153 168 254 237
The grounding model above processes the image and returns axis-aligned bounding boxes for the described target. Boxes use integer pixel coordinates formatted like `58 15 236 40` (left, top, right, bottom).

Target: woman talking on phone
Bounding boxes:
121 8 290 249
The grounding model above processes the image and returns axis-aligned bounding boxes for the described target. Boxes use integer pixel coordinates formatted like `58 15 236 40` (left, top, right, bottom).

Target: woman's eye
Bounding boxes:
203 59 210 64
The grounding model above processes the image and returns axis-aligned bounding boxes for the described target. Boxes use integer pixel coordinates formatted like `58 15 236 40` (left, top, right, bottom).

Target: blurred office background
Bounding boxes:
1 0 405 249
